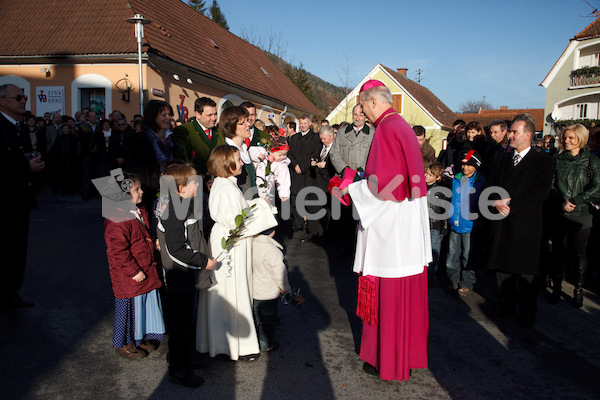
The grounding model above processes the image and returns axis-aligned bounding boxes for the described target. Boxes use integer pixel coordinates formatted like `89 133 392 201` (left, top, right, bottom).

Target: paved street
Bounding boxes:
1 194 600 400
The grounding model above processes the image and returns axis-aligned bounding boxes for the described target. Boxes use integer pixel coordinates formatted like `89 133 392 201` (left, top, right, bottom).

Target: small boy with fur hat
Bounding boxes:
445 149 486 296
252 231 291 352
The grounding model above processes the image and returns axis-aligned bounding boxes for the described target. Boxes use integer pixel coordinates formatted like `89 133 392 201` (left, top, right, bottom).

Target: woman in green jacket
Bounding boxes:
549 124 600 307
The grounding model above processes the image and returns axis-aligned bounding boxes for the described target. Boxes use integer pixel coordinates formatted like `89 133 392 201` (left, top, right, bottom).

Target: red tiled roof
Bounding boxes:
0 0 319 115
380 65 456 128
456 108 544 132
574 15 600 39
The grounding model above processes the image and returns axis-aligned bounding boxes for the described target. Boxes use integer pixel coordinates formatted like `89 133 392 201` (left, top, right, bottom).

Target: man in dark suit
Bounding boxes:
240 101 269 147
0 84 44 308
486 114 554 327
305 125 337 242
288 114 321 233
78 110 102 200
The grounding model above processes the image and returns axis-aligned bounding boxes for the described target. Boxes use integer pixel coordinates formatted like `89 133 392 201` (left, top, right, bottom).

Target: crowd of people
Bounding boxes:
2 80 600 386
427 117 600 317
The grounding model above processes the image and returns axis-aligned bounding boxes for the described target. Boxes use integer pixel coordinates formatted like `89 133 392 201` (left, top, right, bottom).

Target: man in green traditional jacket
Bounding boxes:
172 97 224 175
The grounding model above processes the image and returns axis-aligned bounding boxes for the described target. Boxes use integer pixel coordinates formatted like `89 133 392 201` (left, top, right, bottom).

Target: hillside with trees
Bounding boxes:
185 0 346 118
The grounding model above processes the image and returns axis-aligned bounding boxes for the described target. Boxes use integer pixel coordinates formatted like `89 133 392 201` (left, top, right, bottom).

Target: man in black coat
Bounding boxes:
287 114 321 233
486 115 554 327
0 84 44 308
78 110 102 200
305 125 337 242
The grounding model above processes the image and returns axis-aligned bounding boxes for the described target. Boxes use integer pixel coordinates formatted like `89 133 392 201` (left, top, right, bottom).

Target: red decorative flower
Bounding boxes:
328 175 351 206
328 175 341 193
278 127 287 136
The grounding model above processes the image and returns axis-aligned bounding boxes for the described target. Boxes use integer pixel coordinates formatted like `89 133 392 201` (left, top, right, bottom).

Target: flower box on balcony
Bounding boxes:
570 66 600 86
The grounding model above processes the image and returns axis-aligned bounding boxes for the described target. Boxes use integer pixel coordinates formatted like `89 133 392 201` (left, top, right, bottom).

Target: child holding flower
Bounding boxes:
196 144 277 361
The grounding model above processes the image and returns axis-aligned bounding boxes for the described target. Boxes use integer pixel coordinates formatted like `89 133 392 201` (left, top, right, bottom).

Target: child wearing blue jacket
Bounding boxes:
446 150 485 296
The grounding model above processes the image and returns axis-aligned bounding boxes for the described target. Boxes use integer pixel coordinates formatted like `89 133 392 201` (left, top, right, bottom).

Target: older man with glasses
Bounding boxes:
0 84 44 309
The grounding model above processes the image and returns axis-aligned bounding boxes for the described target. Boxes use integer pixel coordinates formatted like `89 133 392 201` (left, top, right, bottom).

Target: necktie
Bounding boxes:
205 129 212 141
320 146 327 161
244 138 250 148
513 153 521 166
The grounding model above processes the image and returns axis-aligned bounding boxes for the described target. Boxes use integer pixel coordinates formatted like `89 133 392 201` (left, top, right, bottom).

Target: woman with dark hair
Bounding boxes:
548 123 600 307
463 121 493 173
124 100 174 211
219 105 256 198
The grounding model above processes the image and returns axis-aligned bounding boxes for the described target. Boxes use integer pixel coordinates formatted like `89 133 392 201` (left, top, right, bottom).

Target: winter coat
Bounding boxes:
549 147 600 217
449 171 486 233
251 235 291 301
156 195 215 294
329 124 374 175
427 181 449 234
104 206 162 299
288 130 321 195
486 149 554 275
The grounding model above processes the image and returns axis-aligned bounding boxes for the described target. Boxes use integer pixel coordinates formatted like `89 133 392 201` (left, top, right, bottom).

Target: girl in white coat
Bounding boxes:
196 144 276 361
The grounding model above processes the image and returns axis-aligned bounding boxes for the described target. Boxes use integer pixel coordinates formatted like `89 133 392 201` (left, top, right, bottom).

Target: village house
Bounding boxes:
326 64 456 155
541 15 600 136
456 107 544 136
0 0 318 124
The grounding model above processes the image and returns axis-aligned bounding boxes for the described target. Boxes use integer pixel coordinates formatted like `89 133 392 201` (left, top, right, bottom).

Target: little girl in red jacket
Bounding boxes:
104 176 165 359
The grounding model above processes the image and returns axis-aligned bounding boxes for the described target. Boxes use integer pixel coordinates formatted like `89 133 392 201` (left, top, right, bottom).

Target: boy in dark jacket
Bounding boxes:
156 163 216 388
425 162 449 283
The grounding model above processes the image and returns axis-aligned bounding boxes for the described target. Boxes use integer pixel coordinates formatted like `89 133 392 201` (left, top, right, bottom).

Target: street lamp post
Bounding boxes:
126 14 151 116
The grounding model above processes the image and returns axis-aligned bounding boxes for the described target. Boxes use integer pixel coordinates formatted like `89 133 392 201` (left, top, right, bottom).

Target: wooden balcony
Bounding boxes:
570 72 600 87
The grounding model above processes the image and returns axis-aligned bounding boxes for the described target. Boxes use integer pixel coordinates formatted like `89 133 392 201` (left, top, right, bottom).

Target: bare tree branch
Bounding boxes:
457 99 493 114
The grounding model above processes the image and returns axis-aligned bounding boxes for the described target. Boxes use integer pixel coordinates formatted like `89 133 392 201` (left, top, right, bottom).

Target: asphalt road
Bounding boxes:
1 194 599 400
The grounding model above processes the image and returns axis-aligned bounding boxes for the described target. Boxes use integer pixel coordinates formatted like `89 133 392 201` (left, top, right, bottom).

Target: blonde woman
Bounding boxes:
548 124 600 307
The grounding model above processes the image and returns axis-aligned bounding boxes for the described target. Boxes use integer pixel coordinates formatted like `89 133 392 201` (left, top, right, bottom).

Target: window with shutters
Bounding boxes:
393 94 403 114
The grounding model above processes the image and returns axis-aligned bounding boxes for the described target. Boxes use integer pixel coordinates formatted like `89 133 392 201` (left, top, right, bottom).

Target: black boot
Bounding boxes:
573 288 584 308
547 274 562 305
548 286 561 304
572 260 587 308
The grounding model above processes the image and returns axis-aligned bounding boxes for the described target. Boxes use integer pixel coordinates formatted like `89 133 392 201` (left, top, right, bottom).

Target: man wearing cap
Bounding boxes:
172 97 225 176
486 114 553 327
329 104 374 176
343 80 431 381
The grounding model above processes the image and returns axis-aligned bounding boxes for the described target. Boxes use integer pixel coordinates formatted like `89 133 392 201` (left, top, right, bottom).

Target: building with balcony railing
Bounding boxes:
542 16 600 135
